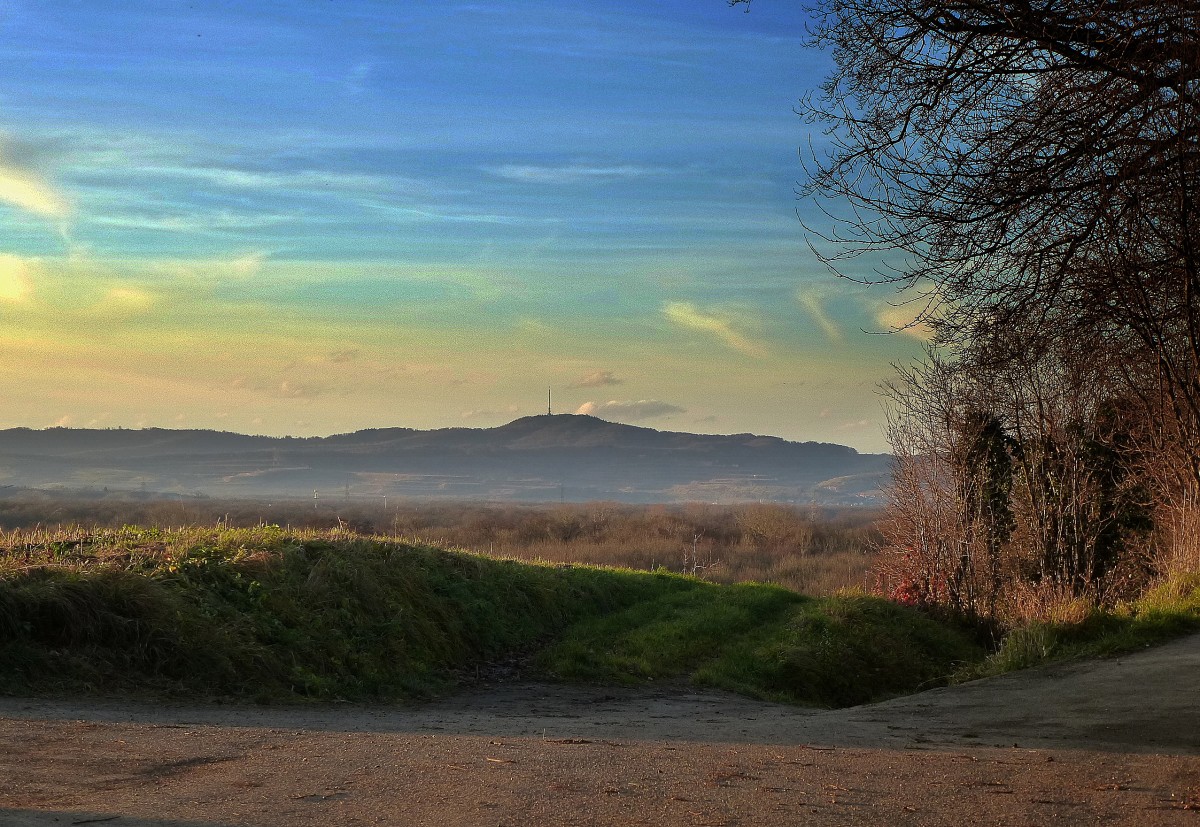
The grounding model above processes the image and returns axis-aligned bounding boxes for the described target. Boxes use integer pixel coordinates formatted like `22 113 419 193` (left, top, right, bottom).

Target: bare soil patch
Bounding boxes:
2 634 1198 826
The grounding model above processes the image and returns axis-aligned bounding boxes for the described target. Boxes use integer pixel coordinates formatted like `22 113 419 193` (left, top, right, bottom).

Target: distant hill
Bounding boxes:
0 415 892 504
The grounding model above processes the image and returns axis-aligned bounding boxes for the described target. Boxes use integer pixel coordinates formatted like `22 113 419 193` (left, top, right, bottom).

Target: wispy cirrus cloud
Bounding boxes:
569 369 623 388
662 301 768 358
0 166 70 219
88 210 292 235
0 141 70 220
575 399 684 421
88 163 398 195
486 163 662 185
796 288 843 343
365 202 562 226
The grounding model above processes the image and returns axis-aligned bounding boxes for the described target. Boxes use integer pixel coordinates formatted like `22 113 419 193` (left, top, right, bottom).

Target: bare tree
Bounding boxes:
731 0 1200 614
742 0 1200 483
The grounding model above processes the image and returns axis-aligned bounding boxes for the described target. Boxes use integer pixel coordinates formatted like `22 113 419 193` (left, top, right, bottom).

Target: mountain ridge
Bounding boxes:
0 416 891 504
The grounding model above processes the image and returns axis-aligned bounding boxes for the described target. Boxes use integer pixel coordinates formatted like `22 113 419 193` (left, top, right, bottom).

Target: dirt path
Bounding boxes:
2 634 1198 826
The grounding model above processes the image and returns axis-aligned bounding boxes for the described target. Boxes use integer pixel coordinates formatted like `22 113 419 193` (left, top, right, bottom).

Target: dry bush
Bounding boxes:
423 503 879 595
996 580 1096 627
1150 495 1200 577
876 349 1167 625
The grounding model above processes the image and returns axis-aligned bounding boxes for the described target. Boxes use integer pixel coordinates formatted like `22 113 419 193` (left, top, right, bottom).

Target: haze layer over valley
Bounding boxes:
0 415 889 505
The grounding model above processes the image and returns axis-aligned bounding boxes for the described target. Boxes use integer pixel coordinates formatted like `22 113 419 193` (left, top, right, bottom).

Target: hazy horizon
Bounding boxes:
0 412 892 504
0 410 890 451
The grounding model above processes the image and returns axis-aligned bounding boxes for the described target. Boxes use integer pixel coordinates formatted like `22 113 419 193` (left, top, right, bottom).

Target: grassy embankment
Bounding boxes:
0 525 976 707
2 525 1196 706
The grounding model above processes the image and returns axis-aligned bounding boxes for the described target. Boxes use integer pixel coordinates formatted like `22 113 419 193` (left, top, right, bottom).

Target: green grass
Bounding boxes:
0 526 679 699
542 585 983 706
0 525 984 706
959 572 1200 680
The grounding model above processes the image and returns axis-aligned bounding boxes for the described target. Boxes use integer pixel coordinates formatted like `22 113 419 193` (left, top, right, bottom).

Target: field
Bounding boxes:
0 491 880 595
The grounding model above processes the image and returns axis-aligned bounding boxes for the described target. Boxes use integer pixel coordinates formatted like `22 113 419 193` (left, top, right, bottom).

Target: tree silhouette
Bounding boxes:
743 0 1200 613
752 0 1200 482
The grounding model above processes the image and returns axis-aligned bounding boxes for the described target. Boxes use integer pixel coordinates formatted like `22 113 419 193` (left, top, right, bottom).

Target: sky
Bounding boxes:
0 0 926 453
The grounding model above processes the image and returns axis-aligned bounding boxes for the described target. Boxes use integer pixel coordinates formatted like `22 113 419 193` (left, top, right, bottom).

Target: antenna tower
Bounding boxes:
547 386 552 416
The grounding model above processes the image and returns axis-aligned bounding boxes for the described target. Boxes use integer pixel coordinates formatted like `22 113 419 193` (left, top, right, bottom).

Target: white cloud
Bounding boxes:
0 168 68 219
662 301 768 358
569 369 623 388
276 380 323 399
461 408 501 419
574 399 685 421
0 160 69 219
343 59 381 95
367 202 559 226
230 252 267 278
88 212 289 234
0 135 72 223
874 302 935 341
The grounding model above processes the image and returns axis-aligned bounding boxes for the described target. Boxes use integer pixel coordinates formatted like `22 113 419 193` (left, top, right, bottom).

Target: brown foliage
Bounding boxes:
875 350 1161 624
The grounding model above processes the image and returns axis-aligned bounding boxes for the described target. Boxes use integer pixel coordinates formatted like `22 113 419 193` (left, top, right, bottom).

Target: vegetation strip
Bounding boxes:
0 525 980 706
2 526 1196 706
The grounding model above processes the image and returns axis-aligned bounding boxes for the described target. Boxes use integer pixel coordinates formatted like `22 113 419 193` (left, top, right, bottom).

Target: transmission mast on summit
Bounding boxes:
547 386 552 416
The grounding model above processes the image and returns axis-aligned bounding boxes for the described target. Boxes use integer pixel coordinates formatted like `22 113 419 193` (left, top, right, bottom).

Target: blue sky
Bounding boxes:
0 1 925 452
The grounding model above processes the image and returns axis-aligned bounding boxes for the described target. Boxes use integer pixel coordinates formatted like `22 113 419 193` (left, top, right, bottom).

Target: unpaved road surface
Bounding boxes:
1 634 1198 826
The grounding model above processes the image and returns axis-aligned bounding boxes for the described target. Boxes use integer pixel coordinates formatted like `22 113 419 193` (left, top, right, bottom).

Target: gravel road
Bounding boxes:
1 634 1197 826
